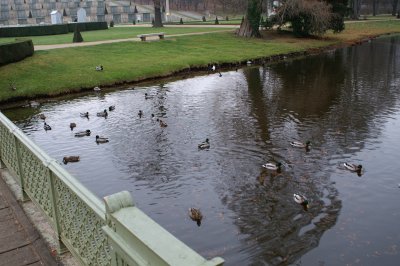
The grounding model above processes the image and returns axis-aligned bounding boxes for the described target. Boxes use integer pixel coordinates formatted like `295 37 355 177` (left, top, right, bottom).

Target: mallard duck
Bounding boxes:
80 112 89 118
144 93 153 99
97 109 108 117
95 65 103 71
44 122 51 131
189 208 203 226
94 86 101 91
70 122 76 130
96 135 109 143
63 156 80 164
293 194 309 210
159 120 168 128
262 162 282 171
138 110 143 117
211 65 216 71
39 114 46 120
74 130 91 137
108 105 115 111
198 138 210 149
344 163 362 174
290 140 311 149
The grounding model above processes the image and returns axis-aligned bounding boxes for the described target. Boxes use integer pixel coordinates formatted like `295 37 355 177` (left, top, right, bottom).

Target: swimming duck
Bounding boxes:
108 105 115 111
293 194 309 210
63 156 80 164
138 110 143 117
290 140 311 149
44 122 51 131
262 162 282 172
144 93 153 100
95 135 109 144
343 163 362 174
159 120 168 128
198 138 210 149
80 112 89 118
70 122 76 130
97 109 108 117
189 208 203 226
39 114 46 120
74 130 91 137
94 86 101 91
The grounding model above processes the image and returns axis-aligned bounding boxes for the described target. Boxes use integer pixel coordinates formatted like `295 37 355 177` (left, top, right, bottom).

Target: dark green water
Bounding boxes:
2 36 400 265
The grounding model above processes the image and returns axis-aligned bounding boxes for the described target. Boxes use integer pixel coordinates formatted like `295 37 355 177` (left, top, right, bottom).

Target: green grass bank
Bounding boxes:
0 20 399 104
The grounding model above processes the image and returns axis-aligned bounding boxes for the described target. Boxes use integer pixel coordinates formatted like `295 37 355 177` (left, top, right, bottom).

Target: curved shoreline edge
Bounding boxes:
0 31 397 108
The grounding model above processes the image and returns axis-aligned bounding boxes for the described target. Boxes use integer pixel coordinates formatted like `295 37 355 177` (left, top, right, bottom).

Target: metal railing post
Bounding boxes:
13 135 29 201
46 166 68 254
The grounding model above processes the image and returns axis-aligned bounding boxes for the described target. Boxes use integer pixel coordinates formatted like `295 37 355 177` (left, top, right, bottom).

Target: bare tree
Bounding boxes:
392 0 399 16
153 0 163 27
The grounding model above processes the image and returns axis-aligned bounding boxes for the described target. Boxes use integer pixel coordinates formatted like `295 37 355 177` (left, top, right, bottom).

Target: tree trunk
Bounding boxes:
153 0 163 27
373 0 378 16
350 0 360 19
237 0 262 38
392 0 399 16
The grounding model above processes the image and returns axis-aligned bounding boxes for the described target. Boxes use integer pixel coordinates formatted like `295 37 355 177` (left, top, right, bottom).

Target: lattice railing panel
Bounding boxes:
18 142 54 220
0 123 20 180
54 176 111 266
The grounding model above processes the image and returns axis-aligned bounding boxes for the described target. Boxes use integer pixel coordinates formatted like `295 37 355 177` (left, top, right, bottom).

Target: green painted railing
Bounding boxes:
0 112 224 266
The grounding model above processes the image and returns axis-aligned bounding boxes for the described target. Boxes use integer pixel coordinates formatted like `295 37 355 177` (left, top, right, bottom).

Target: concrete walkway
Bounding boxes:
0 174 58 266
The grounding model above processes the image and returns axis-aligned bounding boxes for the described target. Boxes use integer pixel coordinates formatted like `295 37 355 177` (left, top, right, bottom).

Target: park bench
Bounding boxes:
137 32 165 41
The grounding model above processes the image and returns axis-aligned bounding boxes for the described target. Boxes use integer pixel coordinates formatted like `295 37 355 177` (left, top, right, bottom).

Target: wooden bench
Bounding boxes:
137 32 165 41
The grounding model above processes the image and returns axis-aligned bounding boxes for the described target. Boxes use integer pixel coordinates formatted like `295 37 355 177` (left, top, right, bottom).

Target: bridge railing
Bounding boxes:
0 111 224 266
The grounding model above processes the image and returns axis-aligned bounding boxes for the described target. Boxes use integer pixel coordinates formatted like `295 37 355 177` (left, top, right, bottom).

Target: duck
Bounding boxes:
293 194 309 211
159 120 168 128
44 122 51 131
144 93 153 99
343 163 362 174
95 135 109 143
290 140 311 149
95 65 103 71
108 105 115 111
93 86 101 91
63 156 80 164
70 122 76 130
39 114 46 120
138 110 143 117
211 64 216 71
74 129 91 137
97 109 108 117
80 112 89 118
189 208 203 226
198 138 210 149
262 162 282 172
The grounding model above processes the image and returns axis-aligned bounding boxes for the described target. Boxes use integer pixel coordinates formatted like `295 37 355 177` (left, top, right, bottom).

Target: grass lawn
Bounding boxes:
0 20 399 103
0 26 231 45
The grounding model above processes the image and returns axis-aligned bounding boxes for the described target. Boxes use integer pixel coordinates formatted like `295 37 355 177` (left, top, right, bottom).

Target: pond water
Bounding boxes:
2 36 400 265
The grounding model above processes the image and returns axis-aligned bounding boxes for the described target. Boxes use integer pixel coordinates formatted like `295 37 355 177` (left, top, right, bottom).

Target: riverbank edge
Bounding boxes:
0 31 396 108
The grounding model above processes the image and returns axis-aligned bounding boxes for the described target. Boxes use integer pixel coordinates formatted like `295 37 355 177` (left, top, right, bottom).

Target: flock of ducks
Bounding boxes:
39 104 118 164
260 140 363 212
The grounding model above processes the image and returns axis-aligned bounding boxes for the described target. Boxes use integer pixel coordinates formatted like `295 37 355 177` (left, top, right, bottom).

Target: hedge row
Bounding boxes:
0 22 108 37
0 39 34 66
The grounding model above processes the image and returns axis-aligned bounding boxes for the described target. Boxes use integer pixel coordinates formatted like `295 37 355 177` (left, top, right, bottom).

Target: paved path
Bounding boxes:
0 174 58 266
34 29 236 51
